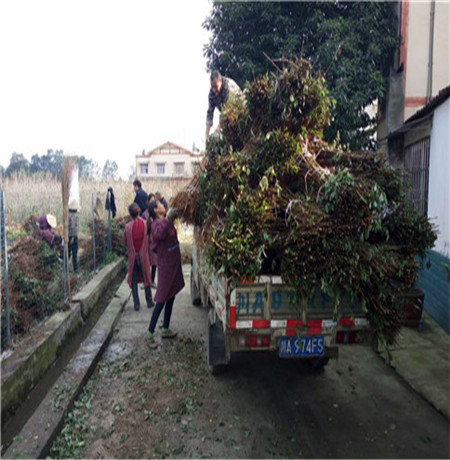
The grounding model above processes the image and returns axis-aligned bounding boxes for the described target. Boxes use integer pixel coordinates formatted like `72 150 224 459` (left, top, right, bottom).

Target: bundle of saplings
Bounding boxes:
172 58 436 345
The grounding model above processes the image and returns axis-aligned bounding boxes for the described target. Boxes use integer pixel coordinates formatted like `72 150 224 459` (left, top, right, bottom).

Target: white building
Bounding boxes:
377 0 449 333
387 86 449 332
135 141 203 179
378 0 450 149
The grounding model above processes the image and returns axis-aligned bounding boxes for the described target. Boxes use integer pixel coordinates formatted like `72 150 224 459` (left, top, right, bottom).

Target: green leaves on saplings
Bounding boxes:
176 59 436 345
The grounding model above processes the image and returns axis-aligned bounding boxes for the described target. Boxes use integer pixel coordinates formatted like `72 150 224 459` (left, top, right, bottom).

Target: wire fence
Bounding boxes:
0 188 123 352
0 176 195 352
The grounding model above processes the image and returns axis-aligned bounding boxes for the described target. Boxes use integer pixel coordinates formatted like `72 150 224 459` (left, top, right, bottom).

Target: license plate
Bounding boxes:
279 336 325 357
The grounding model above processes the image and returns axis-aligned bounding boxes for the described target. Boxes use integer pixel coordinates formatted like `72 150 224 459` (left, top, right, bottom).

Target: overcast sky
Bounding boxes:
0 0 213 178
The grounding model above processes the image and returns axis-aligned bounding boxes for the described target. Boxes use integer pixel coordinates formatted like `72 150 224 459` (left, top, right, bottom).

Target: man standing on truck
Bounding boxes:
206 70 242 137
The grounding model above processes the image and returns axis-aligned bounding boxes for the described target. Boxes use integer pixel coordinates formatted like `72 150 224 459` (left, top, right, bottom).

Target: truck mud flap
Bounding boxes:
190 265 201 306
207 309 229 374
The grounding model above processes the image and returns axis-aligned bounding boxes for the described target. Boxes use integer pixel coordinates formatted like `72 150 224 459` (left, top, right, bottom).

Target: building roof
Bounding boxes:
388 85 450 138
137 141 202 158
405 85 450 124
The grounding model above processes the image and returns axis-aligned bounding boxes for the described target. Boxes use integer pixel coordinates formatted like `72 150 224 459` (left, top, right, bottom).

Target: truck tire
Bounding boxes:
190 266 201 306
206 309 228 375
370 335 379 352
308 357 330 369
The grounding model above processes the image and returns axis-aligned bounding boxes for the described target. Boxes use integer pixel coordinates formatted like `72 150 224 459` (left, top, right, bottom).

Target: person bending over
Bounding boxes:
146 204 184 347
206 70 242 137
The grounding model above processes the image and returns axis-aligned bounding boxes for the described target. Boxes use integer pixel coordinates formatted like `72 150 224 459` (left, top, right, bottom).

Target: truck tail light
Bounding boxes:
244 335 270 348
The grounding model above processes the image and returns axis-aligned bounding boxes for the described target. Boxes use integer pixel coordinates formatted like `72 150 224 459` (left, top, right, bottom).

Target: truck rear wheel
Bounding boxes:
190 266 201 306
206 309 229 375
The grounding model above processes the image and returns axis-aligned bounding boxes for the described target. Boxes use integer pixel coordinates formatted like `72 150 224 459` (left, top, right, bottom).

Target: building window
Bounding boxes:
404 137 430 215
174 162 185 176
192 162 200 174
157 163 165 175
140 163 148 175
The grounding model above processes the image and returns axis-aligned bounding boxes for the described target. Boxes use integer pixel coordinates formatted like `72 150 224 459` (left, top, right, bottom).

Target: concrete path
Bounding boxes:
378 313 450 420
49 266 449 459
4 279 130 459
4 265 448 459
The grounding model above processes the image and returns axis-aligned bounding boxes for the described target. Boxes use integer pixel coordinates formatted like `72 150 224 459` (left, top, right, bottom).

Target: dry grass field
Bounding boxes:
1 174 194 346
2 174 192 235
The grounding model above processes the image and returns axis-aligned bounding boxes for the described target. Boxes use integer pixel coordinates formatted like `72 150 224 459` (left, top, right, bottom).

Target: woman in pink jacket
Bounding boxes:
146 201 184 347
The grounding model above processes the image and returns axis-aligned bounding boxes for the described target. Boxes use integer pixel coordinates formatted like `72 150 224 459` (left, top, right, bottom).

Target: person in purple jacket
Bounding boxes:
146 202 185 347
142 194 157 287
34 214 64 258
35 214 57 247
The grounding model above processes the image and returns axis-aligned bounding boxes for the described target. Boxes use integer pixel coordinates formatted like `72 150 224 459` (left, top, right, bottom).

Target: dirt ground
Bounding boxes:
50 266 449 459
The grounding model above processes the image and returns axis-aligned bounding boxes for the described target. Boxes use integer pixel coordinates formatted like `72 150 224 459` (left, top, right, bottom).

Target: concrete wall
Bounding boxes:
1 258 125 423
377 68 405 149
428 98 450 257
416 98 450 333
386 99 449 333
404 0 450 120
1 305 83 422
405 1 431 101
432 2 450 97
417 250 450 333
72 258 125 318
403 118 432 148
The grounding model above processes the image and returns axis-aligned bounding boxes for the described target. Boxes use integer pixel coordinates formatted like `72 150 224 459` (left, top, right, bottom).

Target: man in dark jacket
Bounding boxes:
105 187 117 218
206 70 242 137
133 179 148 216
68 207 78 272
155 192 168 211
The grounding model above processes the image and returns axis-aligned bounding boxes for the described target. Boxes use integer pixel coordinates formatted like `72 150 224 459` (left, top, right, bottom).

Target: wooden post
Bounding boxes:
61 156 77 301
92 193 96 272
1 189 11 345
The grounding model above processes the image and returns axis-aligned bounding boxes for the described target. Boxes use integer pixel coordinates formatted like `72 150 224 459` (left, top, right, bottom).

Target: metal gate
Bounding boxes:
404 137 430 215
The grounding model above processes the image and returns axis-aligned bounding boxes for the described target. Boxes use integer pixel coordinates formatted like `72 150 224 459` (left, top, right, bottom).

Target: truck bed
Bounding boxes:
191 240 371 372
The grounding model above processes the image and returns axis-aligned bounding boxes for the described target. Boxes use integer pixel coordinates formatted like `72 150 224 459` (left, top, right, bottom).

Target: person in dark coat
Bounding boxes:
146 203 185 347
142 195 158 287
141 193 156 221
133 179 148 216
155 192 168 211
123 203 154 310
68 208 78 272
105 187 117 218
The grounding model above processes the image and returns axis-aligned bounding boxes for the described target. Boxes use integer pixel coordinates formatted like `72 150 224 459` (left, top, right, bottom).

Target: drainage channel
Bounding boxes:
1 273 126 455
